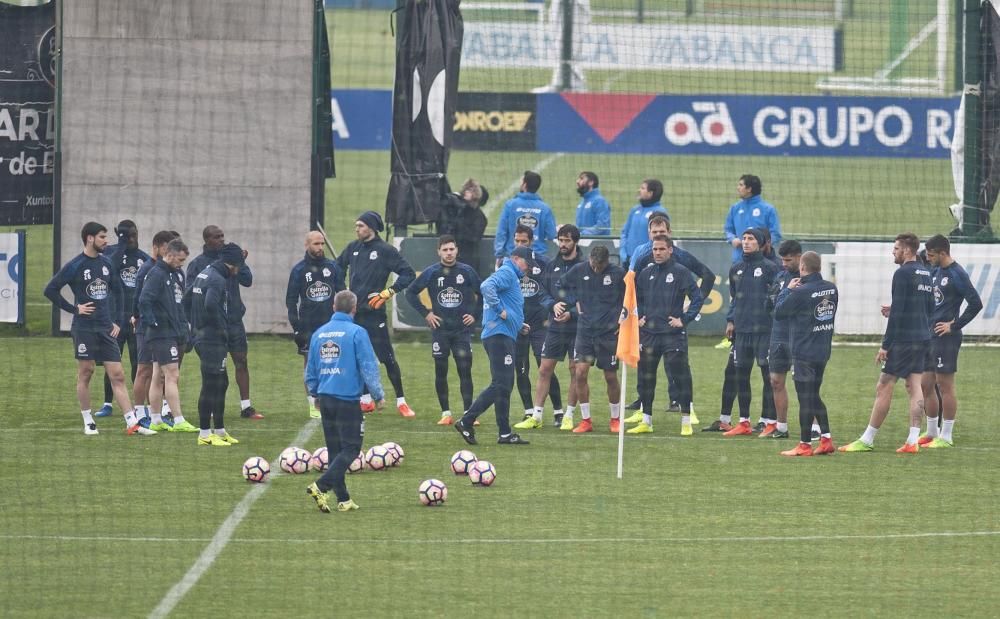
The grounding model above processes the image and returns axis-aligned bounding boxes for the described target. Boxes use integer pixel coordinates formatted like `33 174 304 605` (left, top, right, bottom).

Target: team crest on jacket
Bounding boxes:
369 251 378 260
320 340 341 360
753 267 762 277
815 298 836 321
666 273 674 283
322 268 331 277
102 266 109 276
504 354 513 365
456 274 464 284
603 275 612 285
532 266 542 275
752 208 761 216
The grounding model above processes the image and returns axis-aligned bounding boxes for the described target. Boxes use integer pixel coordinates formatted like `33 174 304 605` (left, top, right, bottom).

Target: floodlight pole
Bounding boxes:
558 0 574 92
961 0 983 236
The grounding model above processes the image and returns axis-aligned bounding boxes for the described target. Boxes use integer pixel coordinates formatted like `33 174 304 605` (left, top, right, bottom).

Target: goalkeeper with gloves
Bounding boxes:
336 211 417 416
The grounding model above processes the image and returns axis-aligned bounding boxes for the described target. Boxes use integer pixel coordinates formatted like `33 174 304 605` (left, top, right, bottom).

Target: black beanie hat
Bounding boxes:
358 211 384 233
218 243 245 267
742 227 765 247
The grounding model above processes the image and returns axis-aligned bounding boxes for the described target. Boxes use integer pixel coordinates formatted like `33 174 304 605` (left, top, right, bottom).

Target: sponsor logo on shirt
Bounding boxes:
520 278 540 297
120 266 138 288
437 287 463 308
320 340 341 361
815 298 836 321
86 278 109 300
307 281 333 302
517 214 538 229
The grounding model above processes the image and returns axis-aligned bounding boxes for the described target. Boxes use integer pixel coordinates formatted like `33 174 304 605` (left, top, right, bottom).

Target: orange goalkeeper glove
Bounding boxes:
367 288 395 309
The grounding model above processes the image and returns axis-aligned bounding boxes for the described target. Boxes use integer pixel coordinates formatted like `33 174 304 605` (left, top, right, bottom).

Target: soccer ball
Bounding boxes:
469 460 496 486
347 450 366 474
242 456 270 483
450 450 478 475
309 447 329 472
365 445 391 471
418 478 447 506
279 447 311 474
382 441 404 466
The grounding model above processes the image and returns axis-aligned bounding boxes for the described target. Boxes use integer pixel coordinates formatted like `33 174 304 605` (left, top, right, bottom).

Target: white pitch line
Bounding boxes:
4 530 999 546
482 152 566 220
147 419 320 619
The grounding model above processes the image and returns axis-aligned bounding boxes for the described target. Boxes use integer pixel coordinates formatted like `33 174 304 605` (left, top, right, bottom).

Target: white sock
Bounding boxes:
524 408 535 417
906 426 920 445
441 410 452 417
81 409 95 425
397 396 406 406
124 409 138 427
739 417 749 424
162 399 172 415
860 425 879 445
215 428 226 437
150 410 164 425
925 417 939 438
360 394 373 405
777 422 788 432
199 429 211 438
102 401 112 409
720 414 732 424
580 403 591 420
609 403 621 419
681 414 690 426
822 432 831 438
941 419 955 442
172 415 186 425
308 396 316 408
240 399 251 410
643 413 653 426
566 404 576 417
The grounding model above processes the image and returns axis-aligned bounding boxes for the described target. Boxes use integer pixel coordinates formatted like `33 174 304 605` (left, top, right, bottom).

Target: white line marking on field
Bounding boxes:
5 530 999 546
146 419 320 619
482 152 566 220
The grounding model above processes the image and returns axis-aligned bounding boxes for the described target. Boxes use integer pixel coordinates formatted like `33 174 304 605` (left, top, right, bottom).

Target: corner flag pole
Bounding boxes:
615 271 640 480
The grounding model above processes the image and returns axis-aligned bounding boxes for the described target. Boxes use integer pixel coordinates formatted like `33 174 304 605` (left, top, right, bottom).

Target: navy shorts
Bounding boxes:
355 311 396 365
574 330 619 371
767 342 792 374
792 359 826 384
929 332 962 374
195 340 228 375
432 328 473 360
541 329 576 361
73 330 122 363
226 322 248 353
883 341 932 378
149 338 181 366
135 331 153 364
734 332 770 368
519 325 546 358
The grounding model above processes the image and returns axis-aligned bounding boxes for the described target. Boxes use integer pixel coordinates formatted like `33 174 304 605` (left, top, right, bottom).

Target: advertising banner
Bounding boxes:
0 231 25 324
452 92 537 151
0 1 55 225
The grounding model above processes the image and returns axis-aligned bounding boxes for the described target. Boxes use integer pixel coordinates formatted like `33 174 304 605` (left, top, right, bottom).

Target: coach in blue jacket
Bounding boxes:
306 290 385 513
455 246 533 446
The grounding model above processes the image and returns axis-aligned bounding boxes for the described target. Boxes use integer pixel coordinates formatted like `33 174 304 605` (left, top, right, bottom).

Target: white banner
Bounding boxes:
462 22 839 72
828 242 1000 336
0 232 24 323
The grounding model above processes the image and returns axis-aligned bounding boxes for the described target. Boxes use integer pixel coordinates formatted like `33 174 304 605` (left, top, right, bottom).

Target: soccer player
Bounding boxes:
305 290 386 513
619 178 668 265
493 170 556 264
707 228 780 436
435 178 489 276
186 225 262 419
765 239 803 440
336 211 417 416
630 236 704 436
286 230 345 418
186 243 247 446
917 234 983 448
518 224 583 430
404 235 482 425
840 232 934 454
561 244 626 433
574 171 611 235
773 251 839 456
138 238 198 433
44 222 153 436
509 225 563 427
454 246 533 446
95 220 150 418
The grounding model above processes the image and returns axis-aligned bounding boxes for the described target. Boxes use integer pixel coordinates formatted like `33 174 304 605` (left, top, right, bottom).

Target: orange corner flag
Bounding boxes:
616 270 639 368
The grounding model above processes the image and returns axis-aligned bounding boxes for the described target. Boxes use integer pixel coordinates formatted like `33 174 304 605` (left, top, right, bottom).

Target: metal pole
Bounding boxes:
954 0 965 91
558 0 574 92
961 0 982 236
637 0 644 23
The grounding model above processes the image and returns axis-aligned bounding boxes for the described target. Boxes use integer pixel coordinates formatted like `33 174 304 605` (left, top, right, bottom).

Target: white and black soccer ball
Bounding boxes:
347 450 366 474
418 478 447 506
309 447 329 472
242 456 270 483
365 445 391 471
450 450 478 475
279 447 311 474
469 460 496 486
382 441 404 466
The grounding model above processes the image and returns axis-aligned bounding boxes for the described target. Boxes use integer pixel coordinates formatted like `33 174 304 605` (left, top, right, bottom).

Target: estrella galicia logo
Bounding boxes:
517 214 538 229
815 298 835 321
437 287 462 308
320 340 341 361
86 278 109 300
307 281 333 302
120 266 138 288
520 278 539 297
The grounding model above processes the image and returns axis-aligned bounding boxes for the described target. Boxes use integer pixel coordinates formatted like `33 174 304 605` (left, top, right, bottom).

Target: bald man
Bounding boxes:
286 231 345 417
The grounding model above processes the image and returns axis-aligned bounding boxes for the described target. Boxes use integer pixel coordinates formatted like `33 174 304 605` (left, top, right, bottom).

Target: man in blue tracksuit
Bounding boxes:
455 246 533 446
841 232 934 454
286 230 345 419
404 234 482 425
336 210 417 416
918 234 983 448
574 171 611 236
494 170 557 264
186 225 260 419
773 251 839 456
723 174 782 264
619 178 668 265
305 290 386 513
631 236 704 436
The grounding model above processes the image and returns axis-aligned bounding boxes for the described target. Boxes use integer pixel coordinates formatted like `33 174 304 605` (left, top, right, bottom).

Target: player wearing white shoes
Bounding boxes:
45 222 153 436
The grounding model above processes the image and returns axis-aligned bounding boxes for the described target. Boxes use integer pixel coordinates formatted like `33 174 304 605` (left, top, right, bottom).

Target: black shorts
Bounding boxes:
195 340 228 375
929 332 962 374
792 359 826 384
734 332 770 369
148 338 181 366
355 311 396 365
295 330 314 356
883 341 932 378
574 330 619 370
432 328 473 360
519 325 546 358
226 322 248 353
541 329 576 361
73 330 122 363
767 342 792 374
